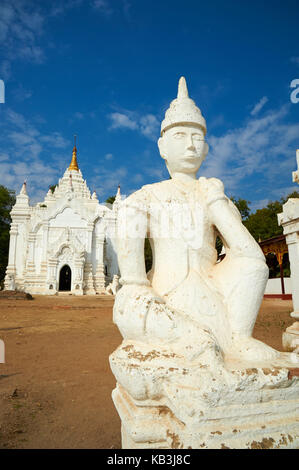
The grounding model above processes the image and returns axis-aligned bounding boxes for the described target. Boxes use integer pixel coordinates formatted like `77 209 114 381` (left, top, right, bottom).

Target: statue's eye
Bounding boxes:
193 134 203 141
173 132 185 139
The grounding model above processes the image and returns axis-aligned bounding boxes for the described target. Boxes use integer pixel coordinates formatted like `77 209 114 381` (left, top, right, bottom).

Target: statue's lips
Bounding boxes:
182 153 199 160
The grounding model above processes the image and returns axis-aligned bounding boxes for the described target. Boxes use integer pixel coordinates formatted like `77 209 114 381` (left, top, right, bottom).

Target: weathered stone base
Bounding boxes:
283 322 299 352
110 341 299 449
112 384 299 449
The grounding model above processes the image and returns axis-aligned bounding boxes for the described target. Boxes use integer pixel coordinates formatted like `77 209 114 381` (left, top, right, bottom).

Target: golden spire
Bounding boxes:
68 135 79 171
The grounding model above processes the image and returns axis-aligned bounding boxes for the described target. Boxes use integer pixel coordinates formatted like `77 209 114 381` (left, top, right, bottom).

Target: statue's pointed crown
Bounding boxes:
160 77 206 136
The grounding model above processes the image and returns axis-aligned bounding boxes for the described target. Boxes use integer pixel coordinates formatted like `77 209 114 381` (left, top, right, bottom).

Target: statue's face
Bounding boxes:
158 124 208 176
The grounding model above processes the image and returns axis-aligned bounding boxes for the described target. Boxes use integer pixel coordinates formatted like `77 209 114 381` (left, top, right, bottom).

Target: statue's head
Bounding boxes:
158 77 209 177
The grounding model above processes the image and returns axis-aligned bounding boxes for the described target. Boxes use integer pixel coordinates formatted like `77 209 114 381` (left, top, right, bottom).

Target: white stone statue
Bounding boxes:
8 274 15 291
292 149 299 183
279 149 299 353
110 77 299 449
105 274 120 295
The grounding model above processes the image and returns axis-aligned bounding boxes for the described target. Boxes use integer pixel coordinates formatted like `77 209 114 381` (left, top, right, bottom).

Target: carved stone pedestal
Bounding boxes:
279 198 299 352
283 321 299 352
110 342 299 449
83 263 96 295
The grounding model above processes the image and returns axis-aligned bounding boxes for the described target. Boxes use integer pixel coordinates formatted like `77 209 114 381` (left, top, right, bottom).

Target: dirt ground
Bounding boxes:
0 295 295 449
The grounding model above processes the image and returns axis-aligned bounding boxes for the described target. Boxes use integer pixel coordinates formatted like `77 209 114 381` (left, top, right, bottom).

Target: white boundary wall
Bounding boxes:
265 277 291 295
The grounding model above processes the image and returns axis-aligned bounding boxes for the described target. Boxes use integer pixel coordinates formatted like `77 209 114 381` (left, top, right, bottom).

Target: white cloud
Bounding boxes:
0 108 70 203
90 166 128 199
105 153 113 160
49 0 83 17
13 84 32 102
93 0 113 15
109 112 138 130
250 96 268 116
0 153 9 162
202 104 299 200
140 114 160 139
74 111 84 120
0 60 11 80
0 1 45 67
291 56 299 66
108 110 159 140
92 0 131 18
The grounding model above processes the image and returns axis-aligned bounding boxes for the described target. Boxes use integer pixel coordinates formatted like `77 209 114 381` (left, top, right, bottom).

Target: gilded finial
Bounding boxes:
68 135 79 171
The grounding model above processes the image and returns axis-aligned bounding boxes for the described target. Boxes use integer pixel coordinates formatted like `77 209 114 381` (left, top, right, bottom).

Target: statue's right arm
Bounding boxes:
114 190 201 348
113 190 222 360
114 190 169 340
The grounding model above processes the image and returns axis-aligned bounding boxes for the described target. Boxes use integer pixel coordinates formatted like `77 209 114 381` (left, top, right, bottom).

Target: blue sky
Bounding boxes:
0 0 299 210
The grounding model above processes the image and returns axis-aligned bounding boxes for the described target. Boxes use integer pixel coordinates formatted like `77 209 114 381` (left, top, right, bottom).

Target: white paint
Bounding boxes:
278 153 299 352
264 277 291 295
110 77 299 449
4 165 121 295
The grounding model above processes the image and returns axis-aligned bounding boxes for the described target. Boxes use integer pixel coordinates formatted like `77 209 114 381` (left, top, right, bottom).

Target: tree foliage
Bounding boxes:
144 238 153 272
230 197 251 221
0 185 16 282
49 184 57 194
243 191 299 242
105 195 115 205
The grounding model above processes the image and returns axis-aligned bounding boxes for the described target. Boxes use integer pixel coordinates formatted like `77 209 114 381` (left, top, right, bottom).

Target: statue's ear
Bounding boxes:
203 142 209 159
158 136 166 160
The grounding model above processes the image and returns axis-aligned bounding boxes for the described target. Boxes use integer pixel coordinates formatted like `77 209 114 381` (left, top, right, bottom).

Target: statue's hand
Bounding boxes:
115 284 165 308
114 284 224 364
198 177 226 206
113 283 166 340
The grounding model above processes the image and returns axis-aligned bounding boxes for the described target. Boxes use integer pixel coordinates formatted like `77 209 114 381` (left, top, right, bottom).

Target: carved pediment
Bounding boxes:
48 227 86 258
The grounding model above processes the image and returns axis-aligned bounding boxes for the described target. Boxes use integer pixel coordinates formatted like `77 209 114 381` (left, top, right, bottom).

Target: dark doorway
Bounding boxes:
59 265 72 291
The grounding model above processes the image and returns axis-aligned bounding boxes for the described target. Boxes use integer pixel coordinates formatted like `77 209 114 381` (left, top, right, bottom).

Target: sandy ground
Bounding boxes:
0 295 295 449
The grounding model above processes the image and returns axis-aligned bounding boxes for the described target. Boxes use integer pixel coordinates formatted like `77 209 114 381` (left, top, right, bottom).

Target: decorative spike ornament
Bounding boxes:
177 76 189 99
160 76 206 136
20 181 27 195
68 135 79 171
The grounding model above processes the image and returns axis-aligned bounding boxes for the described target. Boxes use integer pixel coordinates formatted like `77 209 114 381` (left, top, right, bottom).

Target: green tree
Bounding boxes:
244 200 283 241
144 238 153 272
105 195 115 205
0 185 16 283
281 190 299 204
49 184 57 194
244 191 299 242
230 197 251 221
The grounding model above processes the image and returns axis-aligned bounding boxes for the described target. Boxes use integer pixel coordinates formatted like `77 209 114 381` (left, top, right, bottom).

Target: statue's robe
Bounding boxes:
117 178 268 350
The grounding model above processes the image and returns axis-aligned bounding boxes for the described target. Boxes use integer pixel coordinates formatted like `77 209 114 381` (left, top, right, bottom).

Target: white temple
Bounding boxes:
4 143 120 295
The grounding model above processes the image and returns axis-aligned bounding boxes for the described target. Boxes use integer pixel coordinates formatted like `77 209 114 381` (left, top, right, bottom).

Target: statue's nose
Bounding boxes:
187 135 195 150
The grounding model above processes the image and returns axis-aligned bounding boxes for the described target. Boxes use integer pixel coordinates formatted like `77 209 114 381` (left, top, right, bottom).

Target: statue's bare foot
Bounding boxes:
225 335 299 366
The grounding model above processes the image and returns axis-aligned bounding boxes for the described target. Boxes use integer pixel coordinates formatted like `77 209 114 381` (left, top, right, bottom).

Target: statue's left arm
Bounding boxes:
200 177 268 339
202 177 264 260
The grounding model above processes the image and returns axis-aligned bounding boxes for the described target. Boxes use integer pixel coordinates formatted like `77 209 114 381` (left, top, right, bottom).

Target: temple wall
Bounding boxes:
15 222 28 279
265 277 291 294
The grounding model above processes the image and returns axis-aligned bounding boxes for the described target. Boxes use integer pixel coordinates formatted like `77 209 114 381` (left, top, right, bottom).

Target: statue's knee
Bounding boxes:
243 258 269 284
232 257 268 281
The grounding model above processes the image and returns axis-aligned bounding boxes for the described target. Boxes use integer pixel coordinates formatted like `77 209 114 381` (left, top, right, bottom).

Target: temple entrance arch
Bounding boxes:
59 264 72 291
